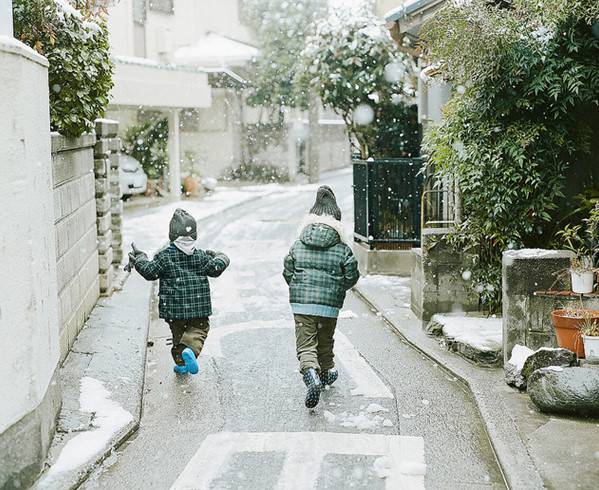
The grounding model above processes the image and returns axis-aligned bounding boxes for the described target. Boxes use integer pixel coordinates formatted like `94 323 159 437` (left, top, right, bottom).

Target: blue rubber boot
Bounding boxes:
173 364 188 374
182 347 199 375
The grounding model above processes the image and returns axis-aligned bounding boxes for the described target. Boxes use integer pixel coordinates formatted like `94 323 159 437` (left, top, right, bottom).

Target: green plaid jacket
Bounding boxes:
283 222 359 309
134 244 230 320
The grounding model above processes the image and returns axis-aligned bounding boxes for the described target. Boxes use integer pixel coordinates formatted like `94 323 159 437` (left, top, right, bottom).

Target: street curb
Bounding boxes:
353 285 545 490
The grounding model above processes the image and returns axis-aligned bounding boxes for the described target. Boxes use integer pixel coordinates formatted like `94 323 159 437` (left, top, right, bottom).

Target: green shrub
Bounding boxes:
13 0 113 137
122 118 169 180
299 9 421 159
422 0 599 312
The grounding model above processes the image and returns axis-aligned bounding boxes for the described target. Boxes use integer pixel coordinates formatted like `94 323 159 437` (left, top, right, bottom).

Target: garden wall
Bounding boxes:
51 133 100 357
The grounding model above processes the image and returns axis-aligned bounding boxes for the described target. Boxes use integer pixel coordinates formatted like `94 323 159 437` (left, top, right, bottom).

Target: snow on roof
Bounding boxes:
174 33 258 68
384 0 439 22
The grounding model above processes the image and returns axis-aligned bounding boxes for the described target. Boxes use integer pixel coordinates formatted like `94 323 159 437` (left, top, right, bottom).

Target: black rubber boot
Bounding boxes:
302 368 322 408
320 368 339 386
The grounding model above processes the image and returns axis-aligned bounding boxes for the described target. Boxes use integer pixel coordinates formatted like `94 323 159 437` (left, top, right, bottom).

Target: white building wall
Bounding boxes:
0 39 60 433
107 0 253 61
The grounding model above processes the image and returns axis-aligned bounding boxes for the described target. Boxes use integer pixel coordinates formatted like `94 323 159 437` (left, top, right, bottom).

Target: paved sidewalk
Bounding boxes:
354 275 599 490
34 272 153 490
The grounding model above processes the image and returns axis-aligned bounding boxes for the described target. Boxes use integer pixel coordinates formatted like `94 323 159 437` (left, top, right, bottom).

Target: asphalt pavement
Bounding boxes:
82 169 505 489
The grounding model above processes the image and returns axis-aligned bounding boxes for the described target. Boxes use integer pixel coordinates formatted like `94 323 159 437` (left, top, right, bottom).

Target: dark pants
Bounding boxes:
294 314 337 373
167 317 210 365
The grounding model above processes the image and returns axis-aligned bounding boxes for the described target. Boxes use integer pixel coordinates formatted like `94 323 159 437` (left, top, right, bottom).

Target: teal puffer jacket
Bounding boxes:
283 220 359 309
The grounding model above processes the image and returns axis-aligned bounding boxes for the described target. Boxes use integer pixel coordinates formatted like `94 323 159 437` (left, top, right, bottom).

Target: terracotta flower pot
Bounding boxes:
183 175 200 195
551 309 599 358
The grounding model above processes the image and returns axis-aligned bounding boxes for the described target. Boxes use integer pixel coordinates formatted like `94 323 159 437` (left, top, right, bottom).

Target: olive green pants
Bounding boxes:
167 317 210 365
294 314 337 373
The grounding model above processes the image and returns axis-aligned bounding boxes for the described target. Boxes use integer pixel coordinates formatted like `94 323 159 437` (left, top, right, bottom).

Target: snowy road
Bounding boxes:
82 170 505 489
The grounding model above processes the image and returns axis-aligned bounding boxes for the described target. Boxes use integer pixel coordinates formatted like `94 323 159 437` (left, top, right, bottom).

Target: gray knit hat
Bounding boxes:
310 185 342 221
169 208 197 242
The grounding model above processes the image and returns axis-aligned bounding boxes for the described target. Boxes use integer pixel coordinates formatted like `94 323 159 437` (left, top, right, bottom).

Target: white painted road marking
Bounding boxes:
202 320 394 399
335 331 394 398
170 432 425 490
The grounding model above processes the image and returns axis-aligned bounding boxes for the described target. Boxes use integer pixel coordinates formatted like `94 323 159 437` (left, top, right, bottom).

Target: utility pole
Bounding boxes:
0 0 13 37
307 89 320 184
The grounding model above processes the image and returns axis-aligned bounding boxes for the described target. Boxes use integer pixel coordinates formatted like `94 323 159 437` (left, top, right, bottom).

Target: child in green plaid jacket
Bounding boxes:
128 208 230 375
284 186 359 408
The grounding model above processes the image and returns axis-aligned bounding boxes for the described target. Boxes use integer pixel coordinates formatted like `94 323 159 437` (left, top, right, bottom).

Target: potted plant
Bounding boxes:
580 314 599 360
551 307 599 358
555 206 599 293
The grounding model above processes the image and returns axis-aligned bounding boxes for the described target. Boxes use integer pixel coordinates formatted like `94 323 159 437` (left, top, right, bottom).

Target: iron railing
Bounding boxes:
353 158 425 249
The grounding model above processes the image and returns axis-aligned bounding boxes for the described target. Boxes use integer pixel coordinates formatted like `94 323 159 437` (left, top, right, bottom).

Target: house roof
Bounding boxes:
173 32 258 68
384 0 441 22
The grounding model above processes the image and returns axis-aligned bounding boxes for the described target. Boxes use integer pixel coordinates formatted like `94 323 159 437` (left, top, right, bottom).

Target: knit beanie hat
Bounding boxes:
310 185 342 221
169 208 197 242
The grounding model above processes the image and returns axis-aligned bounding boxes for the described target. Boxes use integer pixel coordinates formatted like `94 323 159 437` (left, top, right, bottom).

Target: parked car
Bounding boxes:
119 155 148 200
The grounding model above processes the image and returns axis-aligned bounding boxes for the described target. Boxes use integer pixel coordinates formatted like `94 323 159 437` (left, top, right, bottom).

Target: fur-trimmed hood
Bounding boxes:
297 214 351 248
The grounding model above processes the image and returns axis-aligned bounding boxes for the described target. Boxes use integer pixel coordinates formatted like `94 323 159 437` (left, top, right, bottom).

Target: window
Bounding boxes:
149 0 174 14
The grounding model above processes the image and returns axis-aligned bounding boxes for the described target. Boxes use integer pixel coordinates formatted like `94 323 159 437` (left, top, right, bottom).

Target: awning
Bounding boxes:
173 33 258 68
109 56 212 109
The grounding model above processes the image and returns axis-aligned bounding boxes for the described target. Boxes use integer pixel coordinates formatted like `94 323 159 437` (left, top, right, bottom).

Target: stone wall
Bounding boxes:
502 249 577 364
51 133 100 358
410 228 479 321
93 119 123 296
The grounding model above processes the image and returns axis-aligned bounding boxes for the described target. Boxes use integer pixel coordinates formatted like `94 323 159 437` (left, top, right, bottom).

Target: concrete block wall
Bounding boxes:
51 133 100 358
94 119 123 294
410 228 479 321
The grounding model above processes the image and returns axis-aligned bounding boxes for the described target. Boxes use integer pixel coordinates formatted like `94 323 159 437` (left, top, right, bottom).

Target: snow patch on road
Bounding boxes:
339 309 358 319
324 407 393 431
123 187 274 255
431 314 502 351
41 377 133 483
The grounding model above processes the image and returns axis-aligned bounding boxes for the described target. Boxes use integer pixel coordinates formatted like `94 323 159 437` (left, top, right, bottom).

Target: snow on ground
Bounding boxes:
358 275 411 292
339 309 358 319
508 344 534 370
40 378 133 484
323 403 393 431
123 187 275 255
431 314 502 352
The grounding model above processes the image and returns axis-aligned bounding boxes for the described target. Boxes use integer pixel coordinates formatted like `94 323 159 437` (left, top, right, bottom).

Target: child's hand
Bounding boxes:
205 249 216 257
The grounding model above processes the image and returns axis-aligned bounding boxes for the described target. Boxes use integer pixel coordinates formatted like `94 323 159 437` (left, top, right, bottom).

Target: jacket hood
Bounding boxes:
298 214 350 249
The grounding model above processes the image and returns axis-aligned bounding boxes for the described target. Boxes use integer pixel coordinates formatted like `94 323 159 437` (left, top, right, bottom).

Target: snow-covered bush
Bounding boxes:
244 0 328 110
299 10 421 159
13 0 113 137
421 0 599 312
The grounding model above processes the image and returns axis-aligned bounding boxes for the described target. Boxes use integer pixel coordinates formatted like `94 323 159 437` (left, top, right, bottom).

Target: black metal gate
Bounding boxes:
353 158 425 249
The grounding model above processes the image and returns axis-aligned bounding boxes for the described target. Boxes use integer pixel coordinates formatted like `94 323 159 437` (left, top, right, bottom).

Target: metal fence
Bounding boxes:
353 158 425 249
